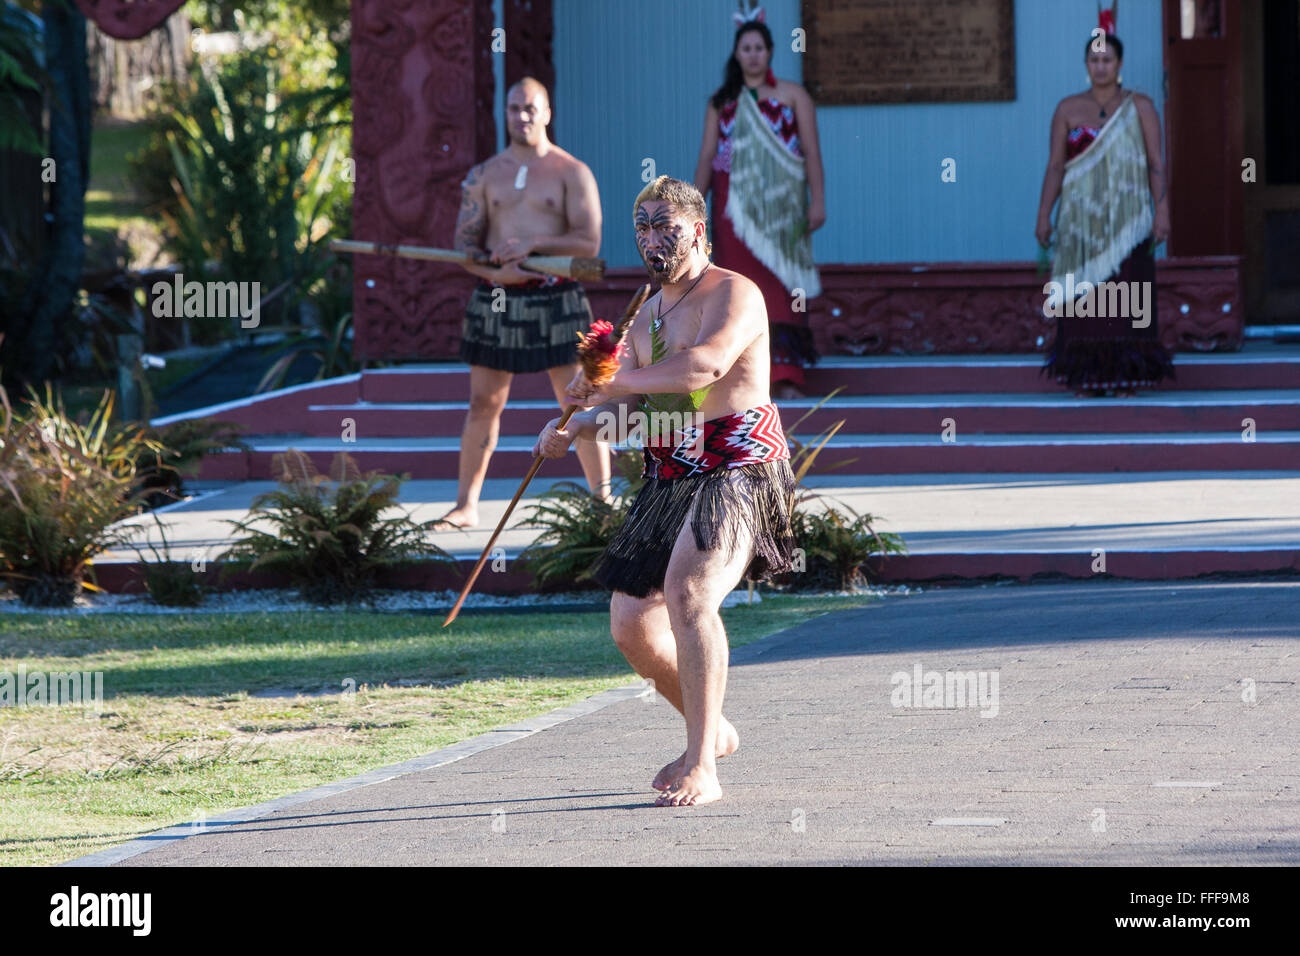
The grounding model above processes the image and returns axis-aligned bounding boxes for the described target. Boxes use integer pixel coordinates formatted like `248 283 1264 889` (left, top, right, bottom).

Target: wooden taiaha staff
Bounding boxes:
329 239 605 282
441 283 652 627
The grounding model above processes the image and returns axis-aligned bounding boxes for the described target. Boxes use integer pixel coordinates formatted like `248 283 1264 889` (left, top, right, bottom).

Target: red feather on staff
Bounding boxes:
576 319 625 386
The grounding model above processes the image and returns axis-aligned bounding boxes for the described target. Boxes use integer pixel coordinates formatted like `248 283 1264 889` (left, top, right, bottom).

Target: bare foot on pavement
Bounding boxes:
655 764 723 807
652 717 739 791
436 507 477 530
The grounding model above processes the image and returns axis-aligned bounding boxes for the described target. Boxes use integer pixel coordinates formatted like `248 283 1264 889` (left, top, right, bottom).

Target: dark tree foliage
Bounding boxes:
2 0 90 389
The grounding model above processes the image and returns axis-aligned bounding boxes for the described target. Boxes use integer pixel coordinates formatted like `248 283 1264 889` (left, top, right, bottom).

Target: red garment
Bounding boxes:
713 96 802 174
710 169 812 386
710 92 818 389
1066 126 1099 160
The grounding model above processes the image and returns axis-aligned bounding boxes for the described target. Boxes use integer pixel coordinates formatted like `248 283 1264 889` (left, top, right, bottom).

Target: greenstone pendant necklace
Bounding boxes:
651 263 710 332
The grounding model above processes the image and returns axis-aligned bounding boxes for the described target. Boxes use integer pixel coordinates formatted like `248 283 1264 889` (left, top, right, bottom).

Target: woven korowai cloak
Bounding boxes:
1047 94 1153 312
724 89 821 298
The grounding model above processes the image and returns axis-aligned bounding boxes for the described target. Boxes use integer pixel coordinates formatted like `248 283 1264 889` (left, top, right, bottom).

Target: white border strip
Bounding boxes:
146 488 228 514
151 374 362 427
306 393 1300 411
61 682 651 867
227 433 1300 451
368 353 1300 373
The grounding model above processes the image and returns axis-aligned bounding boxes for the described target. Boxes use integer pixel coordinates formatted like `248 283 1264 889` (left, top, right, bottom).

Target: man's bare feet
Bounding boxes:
436 507 477 530
652 717 739 791
655 764 722 807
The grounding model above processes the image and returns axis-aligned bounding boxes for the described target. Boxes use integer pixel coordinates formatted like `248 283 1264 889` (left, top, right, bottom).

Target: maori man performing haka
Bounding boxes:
442 77 610 529
534 176 798 806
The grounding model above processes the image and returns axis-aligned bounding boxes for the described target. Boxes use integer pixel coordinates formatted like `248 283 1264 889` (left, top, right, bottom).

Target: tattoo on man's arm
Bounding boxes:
455 196 487 256
455 165 488 255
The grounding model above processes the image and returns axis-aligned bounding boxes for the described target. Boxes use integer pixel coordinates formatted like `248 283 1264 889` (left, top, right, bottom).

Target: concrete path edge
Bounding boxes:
61 605 843 867
61 681 656 867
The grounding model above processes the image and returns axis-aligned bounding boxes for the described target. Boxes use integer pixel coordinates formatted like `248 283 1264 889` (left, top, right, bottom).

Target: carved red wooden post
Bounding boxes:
504 0 554 141
351 0 498 362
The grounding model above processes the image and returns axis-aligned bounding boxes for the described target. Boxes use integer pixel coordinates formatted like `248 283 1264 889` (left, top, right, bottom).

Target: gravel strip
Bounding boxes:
0 585 919 616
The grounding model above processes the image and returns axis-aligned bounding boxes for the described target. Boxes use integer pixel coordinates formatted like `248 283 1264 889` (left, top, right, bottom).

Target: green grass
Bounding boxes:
84 118 167 275
0 594 872 865
85 120 152 235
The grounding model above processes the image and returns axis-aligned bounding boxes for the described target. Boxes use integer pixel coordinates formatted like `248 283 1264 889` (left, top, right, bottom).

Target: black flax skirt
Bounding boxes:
593 459 798 599
1043 237 1176 391
459 280 592 373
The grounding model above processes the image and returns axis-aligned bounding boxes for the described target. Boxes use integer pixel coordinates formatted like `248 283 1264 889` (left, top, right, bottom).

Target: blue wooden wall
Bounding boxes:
550 0 1166 267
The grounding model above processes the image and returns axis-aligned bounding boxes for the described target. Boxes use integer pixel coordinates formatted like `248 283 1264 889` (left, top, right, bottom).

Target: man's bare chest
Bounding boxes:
635 309 703 368
484 166 565 218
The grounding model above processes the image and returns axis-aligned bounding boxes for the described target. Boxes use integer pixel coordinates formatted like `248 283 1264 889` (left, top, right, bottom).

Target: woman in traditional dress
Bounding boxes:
1035 12 1174 396
692 10 825 400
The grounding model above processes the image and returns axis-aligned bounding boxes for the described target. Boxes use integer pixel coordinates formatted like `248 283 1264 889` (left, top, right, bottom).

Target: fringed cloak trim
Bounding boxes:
1048 95 1154 312
724 91 822 298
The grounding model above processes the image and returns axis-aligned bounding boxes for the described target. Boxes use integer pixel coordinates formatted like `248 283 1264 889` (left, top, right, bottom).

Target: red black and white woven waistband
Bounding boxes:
642 402 790 480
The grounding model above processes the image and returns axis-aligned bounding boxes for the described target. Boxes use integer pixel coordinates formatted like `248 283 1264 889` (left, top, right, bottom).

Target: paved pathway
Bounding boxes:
71 579 1298 866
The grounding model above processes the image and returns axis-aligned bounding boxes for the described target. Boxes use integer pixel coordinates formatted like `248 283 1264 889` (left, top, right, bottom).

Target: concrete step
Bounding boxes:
356 345 1300 402
194 429 1300 481
152 345 1300 440
152 374 362 434
804 350 1300 395
794 431 1299 473
301 390 1300 438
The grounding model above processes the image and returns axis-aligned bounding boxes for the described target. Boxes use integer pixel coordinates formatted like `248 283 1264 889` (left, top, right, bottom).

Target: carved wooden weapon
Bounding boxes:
329 239 605 282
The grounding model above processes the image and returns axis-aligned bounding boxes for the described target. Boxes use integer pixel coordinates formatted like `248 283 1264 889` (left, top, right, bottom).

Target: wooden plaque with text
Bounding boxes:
803 0 1016 104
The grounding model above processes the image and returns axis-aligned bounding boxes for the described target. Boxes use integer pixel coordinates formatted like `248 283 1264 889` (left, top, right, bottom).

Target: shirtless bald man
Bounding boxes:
443 77 610 529
533 176 798 806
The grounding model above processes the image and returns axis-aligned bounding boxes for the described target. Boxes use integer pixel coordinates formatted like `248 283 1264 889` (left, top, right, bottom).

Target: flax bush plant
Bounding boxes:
127 47 352 346
0 386 163 606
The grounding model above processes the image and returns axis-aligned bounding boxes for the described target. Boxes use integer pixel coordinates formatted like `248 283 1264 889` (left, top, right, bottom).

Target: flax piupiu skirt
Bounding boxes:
592 458 798 599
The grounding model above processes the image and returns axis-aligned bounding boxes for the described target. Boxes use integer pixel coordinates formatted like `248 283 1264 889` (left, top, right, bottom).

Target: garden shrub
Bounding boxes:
135 417 247 508
220 449 455 605
0 386 161 606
